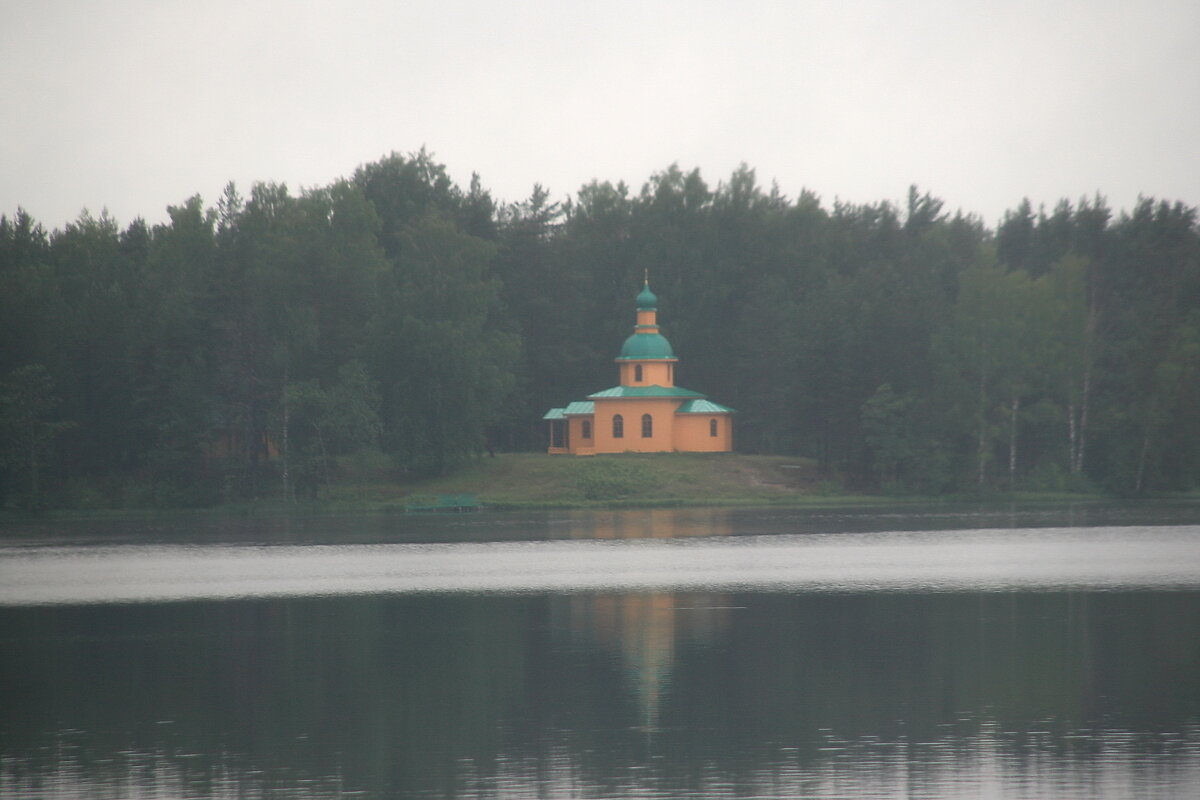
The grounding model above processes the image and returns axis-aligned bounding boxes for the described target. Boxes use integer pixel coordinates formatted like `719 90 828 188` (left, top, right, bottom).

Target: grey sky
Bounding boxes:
3 0 1198 232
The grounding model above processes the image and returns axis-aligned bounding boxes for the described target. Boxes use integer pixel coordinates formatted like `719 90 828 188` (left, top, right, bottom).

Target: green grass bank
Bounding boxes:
324 453 909 511
12 454 1168 519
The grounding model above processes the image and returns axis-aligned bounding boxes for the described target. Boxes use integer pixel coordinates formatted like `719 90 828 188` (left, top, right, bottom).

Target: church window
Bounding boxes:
613 414 623 438
642 413 653 438
582 420 592 439
635 364 643 382
710 418 719 437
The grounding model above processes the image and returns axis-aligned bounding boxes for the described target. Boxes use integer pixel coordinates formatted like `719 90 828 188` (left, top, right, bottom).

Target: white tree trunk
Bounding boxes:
977 373 988 487
1009 395 1020 488
281 378 290 504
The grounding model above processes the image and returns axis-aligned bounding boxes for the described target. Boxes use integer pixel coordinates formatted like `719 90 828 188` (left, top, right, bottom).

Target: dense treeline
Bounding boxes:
1 152 1197 507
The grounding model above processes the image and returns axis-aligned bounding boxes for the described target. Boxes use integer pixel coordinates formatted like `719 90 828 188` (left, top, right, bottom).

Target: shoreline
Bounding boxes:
2 452 1196 522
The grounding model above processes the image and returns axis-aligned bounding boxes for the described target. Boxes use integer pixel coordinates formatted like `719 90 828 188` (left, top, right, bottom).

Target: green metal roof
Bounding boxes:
542 408 566 420
636 281 658 310
588 385 706 400
563 401 595 415
676 399 737 414
617 332 675 360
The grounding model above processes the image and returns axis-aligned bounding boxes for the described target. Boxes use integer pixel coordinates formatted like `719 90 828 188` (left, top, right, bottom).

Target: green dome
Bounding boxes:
618 332 675 360
636 282 658 310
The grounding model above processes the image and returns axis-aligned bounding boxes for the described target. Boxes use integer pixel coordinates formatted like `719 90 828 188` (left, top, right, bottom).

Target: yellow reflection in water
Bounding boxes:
564 591 732 730
561 507 735 540
550 508 737 727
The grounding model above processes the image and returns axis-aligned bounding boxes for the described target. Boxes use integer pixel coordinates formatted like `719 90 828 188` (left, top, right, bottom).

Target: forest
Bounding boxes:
1 151 1198 508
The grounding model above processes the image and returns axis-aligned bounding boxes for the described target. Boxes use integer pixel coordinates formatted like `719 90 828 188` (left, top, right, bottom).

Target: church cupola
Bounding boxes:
617 280 677 386
636 282 658 311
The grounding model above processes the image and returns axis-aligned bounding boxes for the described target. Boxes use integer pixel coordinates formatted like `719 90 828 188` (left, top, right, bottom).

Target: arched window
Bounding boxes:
642 413 653 438
634 364 643 382
612 414 624 438
710 418 719 437
582 419 592 439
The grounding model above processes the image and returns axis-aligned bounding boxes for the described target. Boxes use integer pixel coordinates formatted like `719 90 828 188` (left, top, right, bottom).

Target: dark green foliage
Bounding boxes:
1 156 1197 506
283 361 382 498
0 365 74 508
368 214 517 477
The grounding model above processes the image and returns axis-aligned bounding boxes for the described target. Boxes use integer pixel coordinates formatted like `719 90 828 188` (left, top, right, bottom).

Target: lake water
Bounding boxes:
2 502 1199 798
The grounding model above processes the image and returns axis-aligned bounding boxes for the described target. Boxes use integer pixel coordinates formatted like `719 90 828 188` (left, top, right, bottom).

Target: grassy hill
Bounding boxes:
322 453 857 510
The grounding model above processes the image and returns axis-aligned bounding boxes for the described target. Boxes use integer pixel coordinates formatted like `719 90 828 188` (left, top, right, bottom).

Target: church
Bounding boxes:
543 280 734 454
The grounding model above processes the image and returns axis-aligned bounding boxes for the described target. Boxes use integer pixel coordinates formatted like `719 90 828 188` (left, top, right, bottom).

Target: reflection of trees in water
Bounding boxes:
2 591 1199 798
545 591 1200 793
0 738 350 800
0 596 536 797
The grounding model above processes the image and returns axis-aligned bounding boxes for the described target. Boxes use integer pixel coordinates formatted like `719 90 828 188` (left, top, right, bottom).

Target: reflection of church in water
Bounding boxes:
551 509 736 729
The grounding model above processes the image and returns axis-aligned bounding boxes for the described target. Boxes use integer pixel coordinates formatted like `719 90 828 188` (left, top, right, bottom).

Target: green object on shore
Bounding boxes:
404 493 481 513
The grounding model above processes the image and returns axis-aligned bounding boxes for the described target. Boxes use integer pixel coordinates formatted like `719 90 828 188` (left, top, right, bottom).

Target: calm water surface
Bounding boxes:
2 503 1198 799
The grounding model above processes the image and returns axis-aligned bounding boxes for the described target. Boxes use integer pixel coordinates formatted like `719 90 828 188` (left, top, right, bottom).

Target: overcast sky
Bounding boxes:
4 0 1198 232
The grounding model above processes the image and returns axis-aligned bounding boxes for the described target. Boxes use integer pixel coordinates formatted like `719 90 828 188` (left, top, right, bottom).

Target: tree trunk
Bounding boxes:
320 426 331 488
281 372 290 505
1076 356 1092 473
27 424 39 510
1008 394 1020 489
1073 293 1098 474
1135 429 1151 495
1067 398 1077 472
977 372 988 488
1134 398 1158 495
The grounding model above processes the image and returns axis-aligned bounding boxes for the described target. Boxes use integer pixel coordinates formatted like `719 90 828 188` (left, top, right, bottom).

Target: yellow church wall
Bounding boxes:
591 398 678 453
618 361 675 387
556 410 733 453
566 416 595 455
674 413 734 451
